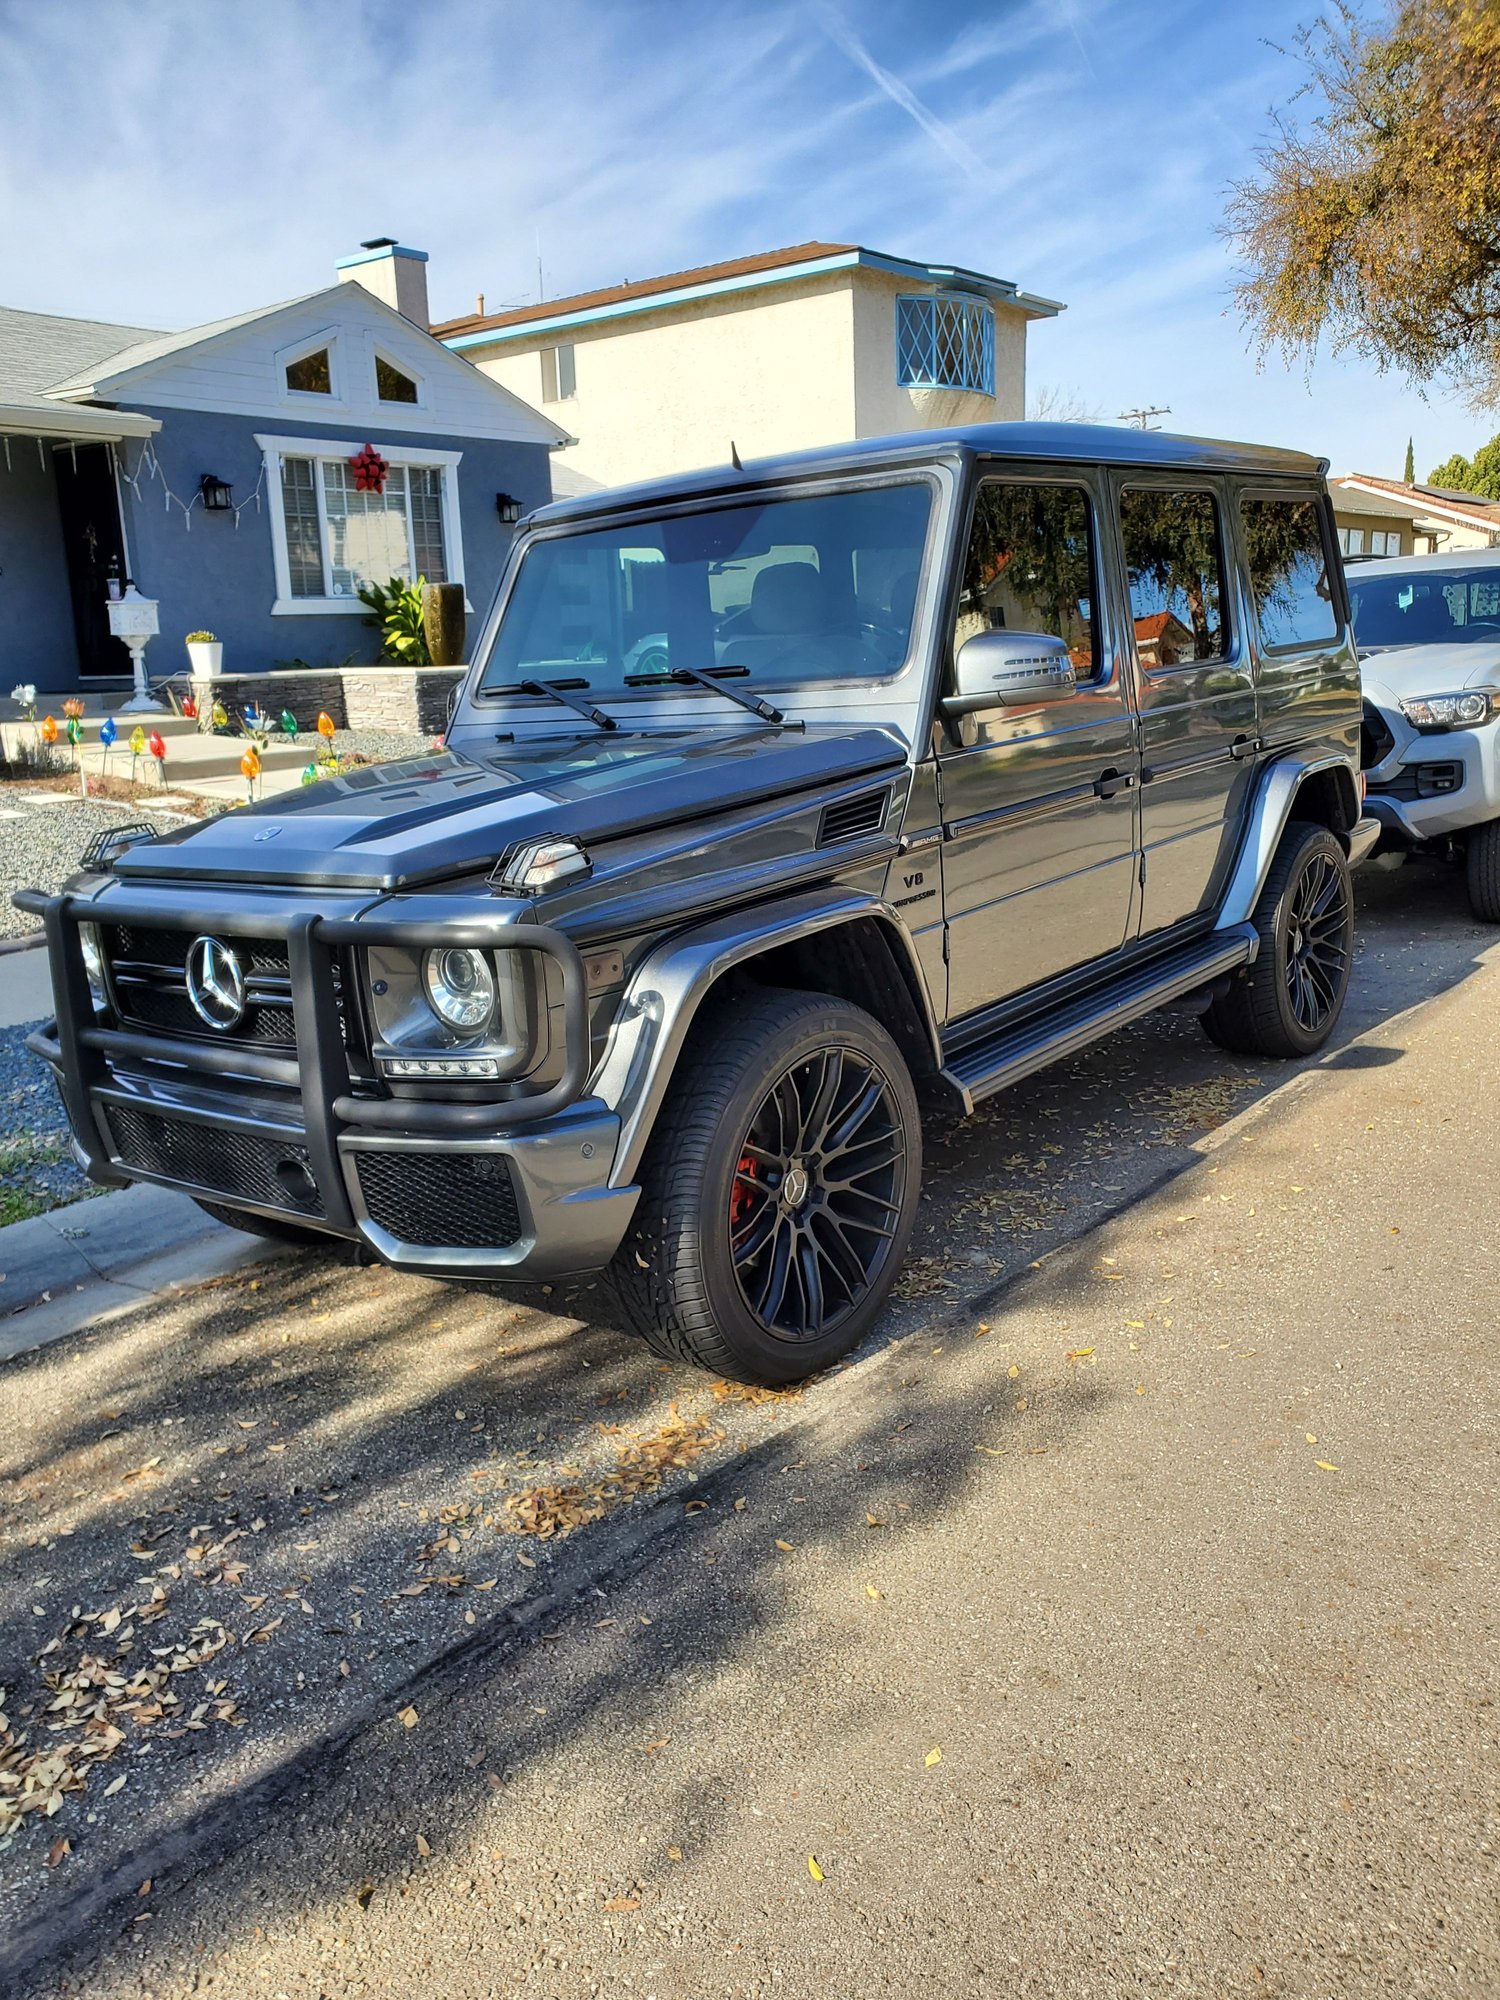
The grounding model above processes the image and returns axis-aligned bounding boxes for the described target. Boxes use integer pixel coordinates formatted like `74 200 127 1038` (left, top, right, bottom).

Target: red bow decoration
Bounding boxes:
349 442 389 493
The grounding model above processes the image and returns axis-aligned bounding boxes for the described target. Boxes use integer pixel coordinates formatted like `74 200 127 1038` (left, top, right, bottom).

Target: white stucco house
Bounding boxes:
435 241 1063 491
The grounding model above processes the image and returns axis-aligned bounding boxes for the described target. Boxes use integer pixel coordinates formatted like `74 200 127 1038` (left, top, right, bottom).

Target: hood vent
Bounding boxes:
818 788 888 846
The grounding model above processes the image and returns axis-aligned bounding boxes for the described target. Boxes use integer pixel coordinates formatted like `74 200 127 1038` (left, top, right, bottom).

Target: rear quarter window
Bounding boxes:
1241 496 1340 650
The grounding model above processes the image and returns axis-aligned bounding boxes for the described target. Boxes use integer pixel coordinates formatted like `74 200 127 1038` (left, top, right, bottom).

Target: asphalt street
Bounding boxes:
1 853 1496 1997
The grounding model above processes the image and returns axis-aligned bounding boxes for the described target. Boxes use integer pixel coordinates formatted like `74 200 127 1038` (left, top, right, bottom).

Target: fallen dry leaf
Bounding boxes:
604 1895 640 1912
807 1855 825 1882
924 1746 943 1768
398 1705 419 1729
1315 1461 1340 1473
775 1539 796 1552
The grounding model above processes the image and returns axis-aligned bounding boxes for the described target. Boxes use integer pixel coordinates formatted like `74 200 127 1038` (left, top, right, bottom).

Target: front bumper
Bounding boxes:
19 888 639 1282
1362 697 1500 844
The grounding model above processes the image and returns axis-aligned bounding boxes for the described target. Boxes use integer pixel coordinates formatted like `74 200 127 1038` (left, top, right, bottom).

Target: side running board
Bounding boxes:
939 923 1260 1112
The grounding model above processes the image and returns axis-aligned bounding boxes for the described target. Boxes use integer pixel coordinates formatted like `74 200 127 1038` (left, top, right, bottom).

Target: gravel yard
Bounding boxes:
0 1020 91 1224
0 795 198 939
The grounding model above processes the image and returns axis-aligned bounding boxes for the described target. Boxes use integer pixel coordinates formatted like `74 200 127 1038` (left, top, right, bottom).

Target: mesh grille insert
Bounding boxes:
356 1152 523 1248
106 1105 323 1216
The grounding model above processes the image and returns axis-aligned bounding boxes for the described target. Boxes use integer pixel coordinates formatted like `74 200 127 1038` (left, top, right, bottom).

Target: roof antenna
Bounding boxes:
730 440 743 471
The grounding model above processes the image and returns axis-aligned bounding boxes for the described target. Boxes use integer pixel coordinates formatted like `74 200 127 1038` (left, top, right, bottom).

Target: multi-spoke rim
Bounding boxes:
727 1045 907 1344
1283 850 1351 1032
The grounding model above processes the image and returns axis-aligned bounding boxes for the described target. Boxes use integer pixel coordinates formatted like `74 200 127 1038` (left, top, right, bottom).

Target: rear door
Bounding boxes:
937 469 1140 1017
1112 474 1259 936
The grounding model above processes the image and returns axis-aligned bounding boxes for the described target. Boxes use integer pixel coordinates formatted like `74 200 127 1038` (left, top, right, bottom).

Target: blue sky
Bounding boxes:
0 0 1484 478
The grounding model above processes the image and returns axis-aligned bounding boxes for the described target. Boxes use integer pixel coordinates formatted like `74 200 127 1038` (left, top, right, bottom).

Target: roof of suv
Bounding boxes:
1349 545 1500 581
529 421 1328 526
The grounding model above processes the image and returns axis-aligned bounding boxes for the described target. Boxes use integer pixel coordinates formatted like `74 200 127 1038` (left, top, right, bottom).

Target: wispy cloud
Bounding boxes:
813 3 992 182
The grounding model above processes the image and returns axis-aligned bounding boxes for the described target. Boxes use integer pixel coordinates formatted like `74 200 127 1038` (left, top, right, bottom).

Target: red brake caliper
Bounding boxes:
730 1153 757 1229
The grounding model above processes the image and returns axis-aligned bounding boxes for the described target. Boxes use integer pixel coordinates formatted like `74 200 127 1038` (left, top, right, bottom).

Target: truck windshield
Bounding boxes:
480 481 933 696
1349 568 1500 648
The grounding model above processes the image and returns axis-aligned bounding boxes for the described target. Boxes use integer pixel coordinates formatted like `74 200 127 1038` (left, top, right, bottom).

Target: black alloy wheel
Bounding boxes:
611 988 922 1384
1282 844 1351 1035
727 1045 908 1344
1202 820 1354 1058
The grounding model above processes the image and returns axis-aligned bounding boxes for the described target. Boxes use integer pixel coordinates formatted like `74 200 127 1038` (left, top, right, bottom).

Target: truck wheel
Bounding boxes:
1202 821 1353 1058
192 1198 331 1247
611 988 921 1385
1465 819 1500 921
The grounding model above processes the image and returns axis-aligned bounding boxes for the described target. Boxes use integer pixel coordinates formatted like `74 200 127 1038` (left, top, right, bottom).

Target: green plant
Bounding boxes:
185 630 218 644
357 577 431 664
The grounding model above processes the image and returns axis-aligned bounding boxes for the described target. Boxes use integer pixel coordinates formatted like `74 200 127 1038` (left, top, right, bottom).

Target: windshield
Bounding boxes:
1349 567 1500 648
480 481 933 696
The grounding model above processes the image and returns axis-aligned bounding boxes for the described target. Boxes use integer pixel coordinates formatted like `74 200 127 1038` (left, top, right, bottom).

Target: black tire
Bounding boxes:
610 988 922 1385
1465 819 1500 922
1202 821 1353 1058
192 1198 331 1246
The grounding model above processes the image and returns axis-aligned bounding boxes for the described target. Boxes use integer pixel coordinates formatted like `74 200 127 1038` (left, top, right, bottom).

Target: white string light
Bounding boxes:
113 439 267 532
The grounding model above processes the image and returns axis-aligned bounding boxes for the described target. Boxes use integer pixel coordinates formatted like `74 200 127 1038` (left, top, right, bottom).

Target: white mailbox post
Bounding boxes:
107 587 164 712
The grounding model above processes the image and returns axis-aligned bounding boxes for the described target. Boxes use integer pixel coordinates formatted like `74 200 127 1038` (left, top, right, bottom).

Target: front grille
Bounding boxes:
105 1104 323 1216
356 1152 522 1248
1361 700 1396 770
99 925 348 1051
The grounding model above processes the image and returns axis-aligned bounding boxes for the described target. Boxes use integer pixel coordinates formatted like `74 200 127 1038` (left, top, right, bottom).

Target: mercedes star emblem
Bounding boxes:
185 934 247 1031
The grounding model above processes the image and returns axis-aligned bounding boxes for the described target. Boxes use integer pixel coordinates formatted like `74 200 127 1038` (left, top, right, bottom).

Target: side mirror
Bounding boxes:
943 630 1077 717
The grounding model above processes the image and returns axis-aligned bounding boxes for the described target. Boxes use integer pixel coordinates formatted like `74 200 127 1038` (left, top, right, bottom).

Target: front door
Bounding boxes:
938 473 1139 1018
1114 477 1259 934
54 443 130 679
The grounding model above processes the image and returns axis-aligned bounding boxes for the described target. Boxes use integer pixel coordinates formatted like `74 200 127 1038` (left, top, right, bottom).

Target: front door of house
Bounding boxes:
54 444 130 679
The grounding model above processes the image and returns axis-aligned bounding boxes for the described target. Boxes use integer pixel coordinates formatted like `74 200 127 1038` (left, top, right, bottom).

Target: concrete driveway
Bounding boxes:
1 857 1496 1996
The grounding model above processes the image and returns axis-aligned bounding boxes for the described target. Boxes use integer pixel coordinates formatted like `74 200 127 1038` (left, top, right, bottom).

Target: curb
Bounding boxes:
0 931 44 956
0 1184 294 1358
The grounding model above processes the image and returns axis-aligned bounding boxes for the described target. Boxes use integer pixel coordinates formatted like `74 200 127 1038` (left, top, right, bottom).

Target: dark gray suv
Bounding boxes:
22 424 1377 1383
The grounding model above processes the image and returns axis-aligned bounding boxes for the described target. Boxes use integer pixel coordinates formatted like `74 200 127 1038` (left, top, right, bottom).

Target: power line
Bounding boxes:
1118 405 1171 430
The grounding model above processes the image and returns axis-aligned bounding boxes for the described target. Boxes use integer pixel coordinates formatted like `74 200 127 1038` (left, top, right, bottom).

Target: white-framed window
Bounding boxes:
541 343 576 402
896 294 995 395
256 434 467 615
277 329 343 403
375 351 421 405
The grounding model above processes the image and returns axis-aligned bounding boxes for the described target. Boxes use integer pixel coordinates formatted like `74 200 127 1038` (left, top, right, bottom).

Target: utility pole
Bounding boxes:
1118 405 1171 430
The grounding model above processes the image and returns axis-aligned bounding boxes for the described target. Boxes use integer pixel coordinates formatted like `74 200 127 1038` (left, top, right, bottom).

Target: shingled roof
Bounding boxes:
435 241 858 339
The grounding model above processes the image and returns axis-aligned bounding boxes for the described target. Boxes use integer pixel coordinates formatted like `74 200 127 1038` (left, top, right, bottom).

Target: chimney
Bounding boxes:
336 237 429 329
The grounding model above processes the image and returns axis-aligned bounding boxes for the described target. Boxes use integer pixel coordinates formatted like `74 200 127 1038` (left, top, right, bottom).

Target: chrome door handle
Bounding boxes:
1229 734 1262 761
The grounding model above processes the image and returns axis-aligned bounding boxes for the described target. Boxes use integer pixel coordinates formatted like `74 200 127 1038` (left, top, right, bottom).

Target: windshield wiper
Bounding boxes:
624 663 785 725
517 677 618 730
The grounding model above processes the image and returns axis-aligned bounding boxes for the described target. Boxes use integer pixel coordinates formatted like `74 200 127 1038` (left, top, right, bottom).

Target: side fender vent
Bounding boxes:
818 788 888 846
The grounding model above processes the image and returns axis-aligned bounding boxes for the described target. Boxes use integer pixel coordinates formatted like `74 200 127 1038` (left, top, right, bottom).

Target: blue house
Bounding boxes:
0 241 567 699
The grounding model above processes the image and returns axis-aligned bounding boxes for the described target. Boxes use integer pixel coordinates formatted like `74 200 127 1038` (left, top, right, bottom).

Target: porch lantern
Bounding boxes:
495 492 522 525
199 473 233 512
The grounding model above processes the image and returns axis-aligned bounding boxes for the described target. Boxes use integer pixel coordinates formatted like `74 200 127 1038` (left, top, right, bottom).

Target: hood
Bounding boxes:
1360 638 1500 706
113 726 908 891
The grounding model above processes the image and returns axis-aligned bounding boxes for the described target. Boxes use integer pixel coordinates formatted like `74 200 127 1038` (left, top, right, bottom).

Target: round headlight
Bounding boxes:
421 946 496 1033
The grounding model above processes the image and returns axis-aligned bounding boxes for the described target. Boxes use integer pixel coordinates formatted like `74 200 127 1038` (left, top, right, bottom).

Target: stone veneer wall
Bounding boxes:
188 666 464 736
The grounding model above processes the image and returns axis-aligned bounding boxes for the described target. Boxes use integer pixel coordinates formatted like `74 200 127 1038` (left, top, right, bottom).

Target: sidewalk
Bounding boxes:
0 1181 288 1357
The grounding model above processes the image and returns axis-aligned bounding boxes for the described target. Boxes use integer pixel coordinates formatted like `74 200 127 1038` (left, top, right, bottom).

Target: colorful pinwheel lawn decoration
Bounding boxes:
349 443 389 493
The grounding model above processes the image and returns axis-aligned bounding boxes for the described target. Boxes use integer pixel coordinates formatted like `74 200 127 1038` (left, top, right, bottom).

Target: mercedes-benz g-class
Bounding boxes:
21 424 1377 1383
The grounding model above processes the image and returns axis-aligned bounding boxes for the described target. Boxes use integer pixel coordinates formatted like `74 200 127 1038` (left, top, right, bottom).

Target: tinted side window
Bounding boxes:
955 483 1097 678
1119 488 1226 665
1242 497 1339 650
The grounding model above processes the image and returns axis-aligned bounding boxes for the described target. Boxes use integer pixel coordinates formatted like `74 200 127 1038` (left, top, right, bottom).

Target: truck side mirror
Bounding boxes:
942 630 1078 717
